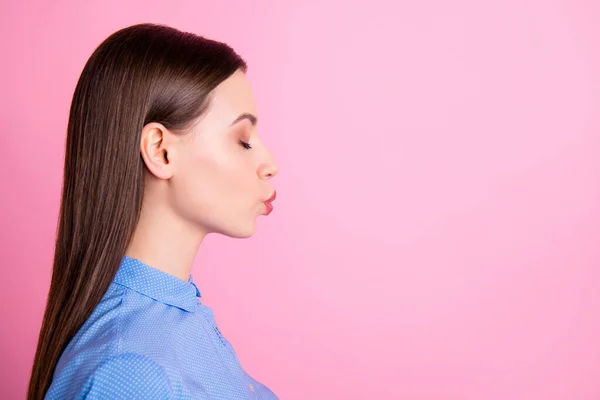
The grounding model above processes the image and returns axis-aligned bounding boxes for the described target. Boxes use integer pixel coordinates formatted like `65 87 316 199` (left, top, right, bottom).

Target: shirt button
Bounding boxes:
248 383 254 392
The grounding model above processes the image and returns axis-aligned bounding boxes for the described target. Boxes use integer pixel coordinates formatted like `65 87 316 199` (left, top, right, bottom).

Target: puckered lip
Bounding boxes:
264 190 276 203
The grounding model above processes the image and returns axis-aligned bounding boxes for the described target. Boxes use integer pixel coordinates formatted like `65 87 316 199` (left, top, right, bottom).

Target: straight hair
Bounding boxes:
27 22 247 400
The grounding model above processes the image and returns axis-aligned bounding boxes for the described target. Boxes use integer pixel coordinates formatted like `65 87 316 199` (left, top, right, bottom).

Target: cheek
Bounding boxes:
173 150 255 217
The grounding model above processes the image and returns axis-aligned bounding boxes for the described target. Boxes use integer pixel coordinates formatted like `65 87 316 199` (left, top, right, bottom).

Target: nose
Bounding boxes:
257 160 279 180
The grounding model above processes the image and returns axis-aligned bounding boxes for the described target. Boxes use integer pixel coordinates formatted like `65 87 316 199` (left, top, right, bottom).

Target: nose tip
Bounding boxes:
266 169 277 179
258 162 279 179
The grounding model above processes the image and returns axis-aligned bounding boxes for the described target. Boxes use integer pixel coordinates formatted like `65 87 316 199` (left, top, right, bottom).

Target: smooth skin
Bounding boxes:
125 69 279 281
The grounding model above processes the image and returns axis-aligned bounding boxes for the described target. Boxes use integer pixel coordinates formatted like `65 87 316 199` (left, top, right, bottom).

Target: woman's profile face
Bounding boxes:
141 69 279 238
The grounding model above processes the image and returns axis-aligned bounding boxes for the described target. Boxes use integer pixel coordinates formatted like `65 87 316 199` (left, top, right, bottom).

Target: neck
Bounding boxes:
125 197 207 282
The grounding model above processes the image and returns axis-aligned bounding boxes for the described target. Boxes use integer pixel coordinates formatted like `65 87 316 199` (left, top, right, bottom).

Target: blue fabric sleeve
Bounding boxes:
245 372 279 399
77 353 173 400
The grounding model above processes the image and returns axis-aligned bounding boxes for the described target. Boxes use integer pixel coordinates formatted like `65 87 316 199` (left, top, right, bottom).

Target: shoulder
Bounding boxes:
77 353 173 399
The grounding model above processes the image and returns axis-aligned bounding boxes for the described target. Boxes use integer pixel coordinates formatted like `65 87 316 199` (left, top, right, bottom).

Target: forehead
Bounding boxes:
206 69 257 119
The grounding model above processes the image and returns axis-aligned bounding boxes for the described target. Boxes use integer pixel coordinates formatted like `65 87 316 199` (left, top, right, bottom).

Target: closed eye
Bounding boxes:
239 139 252 150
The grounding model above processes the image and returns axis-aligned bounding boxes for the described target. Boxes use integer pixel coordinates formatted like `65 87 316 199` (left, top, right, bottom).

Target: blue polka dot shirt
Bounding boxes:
45 256 279 399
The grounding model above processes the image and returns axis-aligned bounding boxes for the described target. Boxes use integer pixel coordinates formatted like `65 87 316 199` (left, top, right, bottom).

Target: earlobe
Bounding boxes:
139 122 173 180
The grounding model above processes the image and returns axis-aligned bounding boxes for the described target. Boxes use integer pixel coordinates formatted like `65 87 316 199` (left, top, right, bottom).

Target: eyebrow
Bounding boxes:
229 113 258 127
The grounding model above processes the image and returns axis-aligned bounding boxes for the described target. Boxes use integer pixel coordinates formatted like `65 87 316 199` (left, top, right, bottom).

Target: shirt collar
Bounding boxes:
113 255 201 312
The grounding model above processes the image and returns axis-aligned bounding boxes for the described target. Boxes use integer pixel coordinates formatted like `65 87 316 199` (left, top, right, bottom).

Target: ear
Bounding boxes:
139 122 175 180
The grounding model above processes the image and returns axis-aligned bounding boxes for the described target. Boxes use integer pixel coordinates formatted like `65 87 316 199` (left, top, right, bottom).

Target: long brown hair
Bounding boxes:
27 23 247 400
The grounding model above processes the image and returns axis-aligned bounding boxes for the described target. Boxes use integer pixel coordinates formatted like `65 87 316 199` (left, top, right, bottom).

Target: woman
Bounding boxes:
28 23 280 400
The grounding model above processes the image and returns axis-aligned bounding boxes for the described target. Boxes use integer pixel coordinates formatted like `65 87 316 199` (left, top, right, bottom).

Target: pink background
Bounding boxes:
1 0 599 399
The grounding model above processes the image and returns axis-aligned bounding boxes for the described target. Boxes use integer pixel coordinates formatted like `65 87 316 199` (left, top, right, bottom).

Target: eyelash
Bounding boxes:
239 139 252 150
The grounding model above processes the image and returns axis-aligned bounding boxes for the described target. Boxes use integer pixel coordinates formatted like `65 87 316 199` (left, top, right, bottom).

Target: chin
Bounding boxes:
217 220 257 239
